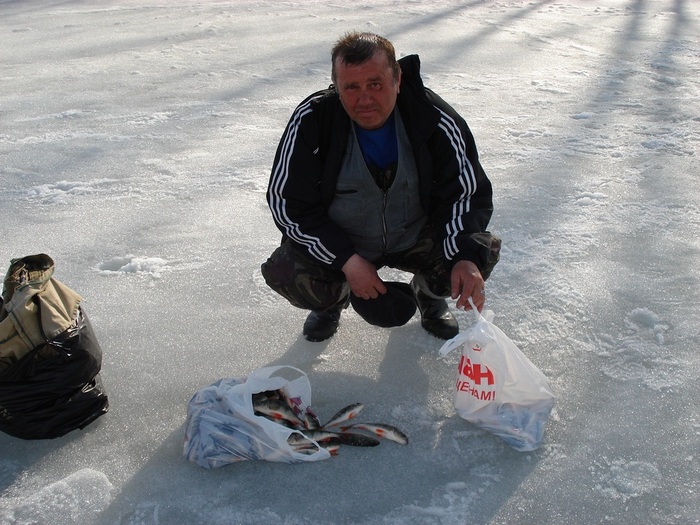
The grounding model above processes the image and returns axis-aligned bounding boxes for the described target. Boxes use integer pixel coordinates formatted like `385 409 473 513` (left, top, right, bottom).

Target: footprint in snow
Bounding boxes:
596 308 679 390
592 458 660 502
574 192 607 206
626 308 668 345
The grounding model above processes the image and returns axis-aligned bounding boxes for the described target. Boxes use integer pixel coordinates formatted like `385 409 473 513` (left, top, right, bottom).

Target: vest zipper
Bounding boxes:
378 165 395 254
381 190 388 252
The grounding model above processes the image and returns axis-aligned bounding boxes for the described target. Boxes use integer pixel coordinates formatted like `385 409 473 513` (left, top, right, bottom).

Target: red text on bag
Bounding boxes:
458 354 495 386
456 380 495 400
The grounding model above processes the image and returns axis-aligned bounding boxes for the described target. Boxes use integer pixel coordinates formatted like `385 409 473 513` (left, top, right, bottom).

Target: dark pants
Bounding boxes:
261 228 500 327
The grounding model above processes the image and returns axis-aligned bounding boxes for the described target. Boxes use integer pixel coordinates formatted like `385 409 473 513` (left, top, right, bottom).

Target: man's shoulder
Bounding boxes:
297 86 340 112
290 87 347 145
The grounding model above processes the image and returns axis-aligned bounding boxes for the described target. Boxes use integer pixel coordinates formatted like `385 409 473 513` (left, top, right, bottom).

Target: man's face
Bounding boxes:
334 51 401 130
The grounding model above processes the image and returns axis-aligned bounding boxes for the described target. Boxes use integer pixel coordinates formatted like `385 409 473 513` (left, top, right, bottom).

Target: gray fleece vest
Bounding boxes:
328 110 428 262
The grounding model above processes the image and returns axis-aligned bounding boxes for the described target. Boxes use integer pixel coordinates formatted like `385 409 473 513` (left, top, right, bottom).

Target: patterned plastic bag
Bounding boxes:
184 366 330 468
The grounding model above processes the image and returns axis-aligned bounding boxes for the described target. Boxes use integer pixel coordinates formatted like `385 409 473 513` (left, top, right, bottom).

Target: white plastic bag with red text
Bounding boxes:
439 301 555 451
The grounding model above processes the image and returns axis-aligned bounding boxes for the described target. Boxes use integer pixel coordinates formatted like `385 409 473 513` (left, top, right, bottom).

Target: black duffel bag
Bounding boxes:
0 254 109 439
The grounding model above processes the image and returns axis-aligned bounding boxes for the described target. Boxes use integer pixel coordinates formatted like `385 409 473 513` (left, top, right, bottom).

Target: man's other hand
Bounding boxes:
342 254 387 299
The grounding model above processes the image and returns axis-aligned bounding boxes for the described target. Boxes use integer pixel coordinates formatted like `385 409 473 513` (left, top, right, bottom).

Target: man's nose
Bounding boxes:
358 91 373 104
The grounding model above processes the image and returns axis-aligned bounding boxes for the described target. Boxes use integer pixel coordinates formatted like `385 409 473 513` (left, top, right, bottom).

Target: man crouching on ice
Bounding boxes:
261 31 500 342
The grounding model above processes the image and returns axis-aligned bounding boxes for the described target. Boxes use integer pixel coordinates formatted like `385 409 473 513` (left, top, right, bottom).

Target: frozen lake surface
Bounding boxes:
1 1 699 524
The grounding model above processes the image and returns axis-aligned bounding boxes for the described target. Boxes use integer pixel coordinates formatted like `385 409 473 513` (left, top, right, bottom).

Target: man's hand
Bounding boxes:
450 260 486 311
342 254 387 299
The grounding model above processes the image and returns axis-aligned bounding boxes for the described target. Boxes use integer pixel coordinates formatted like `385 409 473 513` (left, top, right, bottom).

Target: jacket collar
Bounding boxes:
396 54 440 147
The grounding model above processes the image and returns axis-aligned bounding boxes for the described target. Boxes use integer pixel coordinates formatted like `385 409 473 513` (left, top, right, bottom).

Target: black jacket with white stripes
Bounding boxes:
266 54 494 272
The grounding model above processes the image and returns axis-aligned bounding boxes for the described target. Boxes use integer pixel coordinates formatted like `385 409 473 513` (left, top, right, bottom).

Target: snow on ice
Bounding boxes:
1 1 699 524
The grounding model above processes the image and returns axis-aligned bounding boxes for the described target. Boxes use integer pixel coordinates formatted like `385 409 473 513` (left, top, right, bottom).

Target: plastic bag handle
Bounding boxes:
467 297 486 323
439 296 488 356
248 365 307 383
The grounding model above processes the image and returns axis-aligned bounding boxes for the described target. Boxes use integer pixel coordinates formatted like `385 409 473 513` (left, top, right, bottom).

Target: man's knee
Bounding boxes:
261 241 296 289
261 240 348 311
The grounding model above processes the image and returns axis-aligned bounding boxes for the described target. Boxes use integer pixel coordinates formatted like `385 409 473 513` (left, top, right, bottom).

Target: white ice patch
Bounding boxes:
97 255 171 278
531 80 570 95
593 309 677 390
505 127 553 139
18 109 95 121
26 179 120 204
574 192 607 206
593 459 661 502
126 111 176 126
0 469 113 525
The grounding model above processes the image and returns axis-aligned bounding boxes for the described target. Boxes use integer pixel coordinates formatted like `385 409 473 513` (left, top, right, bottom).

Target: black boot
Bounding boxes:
303 301 346 342
410 277 459 340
